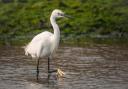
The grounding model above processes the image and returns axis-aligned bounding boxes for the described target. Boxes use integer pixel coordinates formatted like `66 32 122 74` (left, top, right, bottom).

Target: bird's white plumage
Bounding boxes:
25 31 53 58
25 9 64 59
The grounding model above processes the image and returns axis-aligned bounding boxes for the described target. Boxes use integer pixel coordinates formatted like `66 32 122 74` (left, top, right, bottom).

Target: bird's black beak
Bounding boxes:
60 13 73 18
63 14 73 18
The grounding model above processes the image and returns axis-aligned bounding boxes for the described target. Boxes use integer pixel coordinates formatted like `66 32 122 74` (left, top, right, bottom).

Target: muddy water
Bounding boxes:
0 44 128 89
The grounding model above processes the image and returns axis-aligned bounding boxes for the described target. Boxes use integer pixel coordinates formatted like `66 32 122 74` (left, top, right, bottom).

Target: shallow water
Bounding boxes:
0 44 128 89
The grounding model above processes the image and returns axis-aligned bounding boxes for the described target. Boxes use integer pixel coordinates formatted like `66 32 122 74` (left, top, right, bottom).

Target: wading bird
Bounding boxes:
25 9 71 80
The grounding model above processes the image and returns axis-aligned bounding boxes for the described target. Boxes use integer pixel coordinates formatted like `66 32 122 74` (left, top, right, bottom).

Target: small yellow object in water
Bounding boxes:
57 69 65 77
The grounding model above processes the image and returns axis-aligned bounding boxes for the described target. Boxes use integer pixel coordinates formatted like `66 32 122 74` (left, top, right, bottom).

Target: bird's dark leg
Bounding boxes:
36 58 40 81
48 57 57 74
48 57 50 74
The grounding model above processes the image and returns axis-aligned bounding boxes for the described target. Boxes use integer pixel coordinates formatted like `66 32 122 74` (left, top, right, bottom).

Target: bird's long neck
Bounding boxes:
50 16 60 43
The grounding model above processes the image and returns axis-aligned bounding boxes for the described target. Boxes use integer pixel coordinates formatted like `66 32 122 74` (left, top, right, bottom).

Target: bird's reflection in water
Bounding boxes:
25 74 59 89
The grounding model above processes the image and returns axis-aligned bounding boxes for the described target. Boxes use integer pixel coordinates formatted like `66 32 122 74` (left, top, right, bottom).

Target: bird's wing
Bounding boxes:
25 31 53 58
31 31 53 43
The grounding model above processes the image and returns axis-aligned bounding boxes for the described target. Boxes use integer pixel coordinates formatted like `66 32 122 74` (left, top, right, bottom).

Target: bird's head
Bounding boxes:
51 9 72 19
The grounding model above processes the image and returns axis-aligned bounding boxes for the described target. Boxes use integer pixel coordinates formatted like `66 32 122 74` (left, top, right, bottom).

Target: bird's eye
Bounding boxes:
58 13 63 16
58 13 60 15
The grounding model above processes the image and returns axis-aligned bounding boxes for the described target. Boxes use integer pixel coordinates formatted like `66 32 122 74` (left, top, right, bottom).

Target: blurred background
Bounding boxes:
0 0 128 45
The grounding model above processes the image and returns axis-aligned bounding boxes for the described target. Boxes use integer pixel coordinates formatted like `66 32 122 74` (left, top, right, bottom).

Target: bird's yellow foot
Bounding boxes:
57 69 65 77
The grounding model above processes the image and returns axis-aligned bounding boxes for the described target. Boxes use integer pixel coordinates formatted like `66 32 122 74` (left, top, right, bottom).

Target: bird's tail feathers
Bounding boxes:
22 44 29 56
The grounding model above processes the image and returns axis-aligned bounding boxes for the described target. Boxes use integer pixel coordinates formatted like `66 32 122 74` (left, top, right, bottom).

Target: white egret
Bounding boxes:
25 9 71 80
